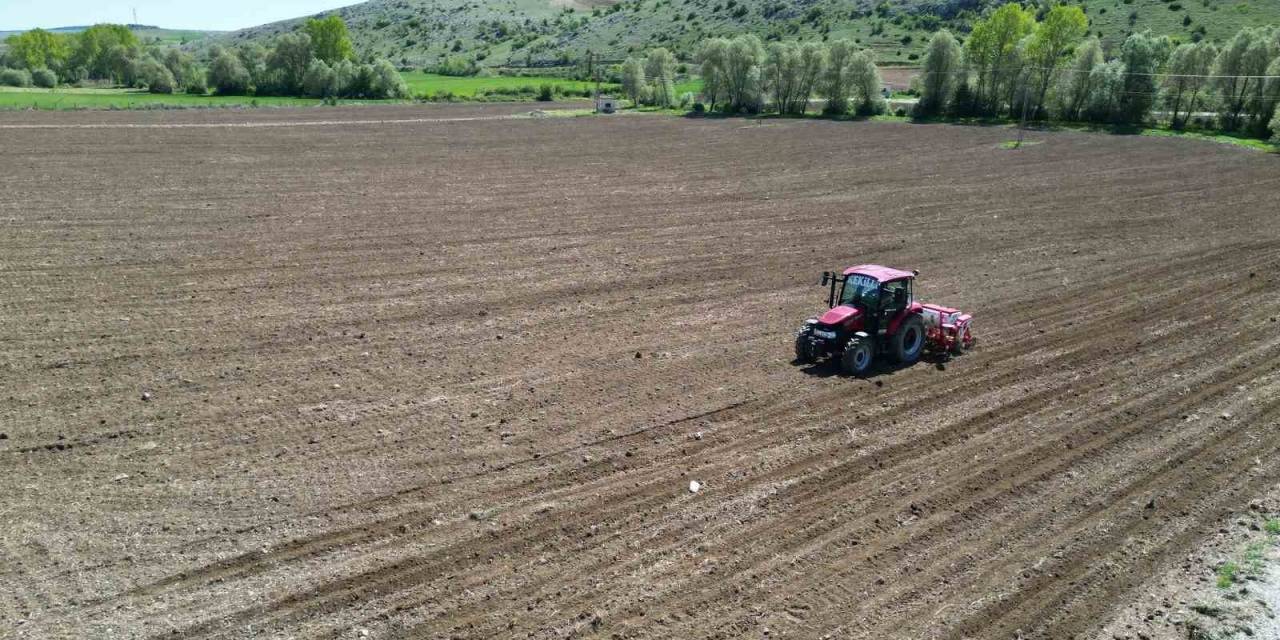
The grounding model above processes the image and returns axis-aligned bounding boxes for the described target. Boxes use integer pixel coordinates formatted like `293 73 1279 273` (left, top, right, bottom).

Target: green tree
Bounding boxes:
621 56 645 103
820 39 856 114
1162 41 1217 129
1055 37 1102 121
849 49 885 115
1257 56 1280 138
964 3 1034 115
163 49 201 91
918 30 962 117
368 59 409 98
302 58 338 97
1117 31 1164 124
1084 60 1125 123
1025 5 1087 118
764 41 804 114
5 29 71 72
304 16 355 64
696 38 729 111
71 24 139 80
209 50 251 95
137 57 175 94
794 42 825 115
723 35 765 113
266 33 313 95
644 47 677 107
1213 28 1273 130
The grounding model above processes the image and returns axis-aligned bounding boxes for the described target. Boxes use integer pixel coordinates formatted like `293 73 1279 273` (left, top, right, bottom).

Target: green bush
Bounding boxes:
31 68 57 88
185 72 208 95
0 68 33 87
209 51 251 95
302 59 337 97
537 83 555 101
368 59 409 99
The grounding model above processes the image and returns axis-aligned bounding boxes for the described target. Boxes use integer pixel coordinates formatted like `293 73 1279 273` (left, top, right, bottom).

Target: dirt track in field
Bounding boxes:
2 104 1279 640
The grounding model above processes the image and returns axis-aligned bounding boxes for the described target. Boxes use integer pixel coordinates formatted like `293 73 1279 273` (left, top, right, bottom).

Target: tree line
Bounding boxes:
623 36 886 116
917 4 1280 139
0 17 408 99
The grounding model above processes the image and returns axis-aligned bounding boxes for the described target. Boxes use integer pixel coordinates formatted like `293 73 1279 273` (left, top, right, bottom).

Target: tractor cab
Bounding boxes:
821 265 917 336
796 264 974 376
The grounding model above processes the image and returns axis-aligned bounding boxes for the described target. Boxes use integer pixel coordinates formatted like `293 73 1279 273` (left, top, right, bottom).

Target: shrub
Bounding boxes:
185 73 208 95
537 83 554 101
303 59 337 98
368 59 408 98
0 68 33 87
31 68 57 88
692 102 706 113
209 51 251 95
139 58 176 94
435 55 477 77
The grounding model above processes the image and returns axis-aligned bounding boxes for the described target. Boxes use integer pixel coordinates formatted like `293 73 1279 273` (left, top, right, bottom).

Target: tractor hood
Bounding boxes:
818 305 861 326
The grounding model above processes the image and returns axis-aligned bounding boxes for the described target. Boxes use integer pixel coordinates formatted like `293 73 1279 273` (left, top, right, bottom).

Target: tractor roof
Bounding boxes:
843 264 915 282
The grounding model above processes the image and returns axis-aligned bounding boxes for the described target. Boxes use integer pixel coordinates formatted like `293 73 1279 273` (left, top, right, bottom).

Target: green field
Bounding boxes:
0 87 327 110
0 72 621 110
401 72 611 98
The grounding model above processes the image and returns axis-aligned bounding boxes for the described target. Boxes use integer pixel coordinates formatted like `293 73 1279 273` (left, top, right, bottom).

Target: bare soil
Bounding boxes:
2 104 1280 640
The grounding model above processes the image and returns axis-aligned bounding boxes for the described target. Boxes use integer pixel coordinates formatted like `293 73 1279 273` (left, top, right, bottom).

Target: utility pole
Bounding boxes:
1015 71 1030 148
592 51 601 113
132 7 138 25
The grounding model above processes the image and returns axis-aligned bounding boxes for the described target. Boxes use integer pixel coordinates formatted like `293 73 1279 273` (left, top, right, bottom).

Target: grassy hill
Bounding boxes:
230 0 1280 68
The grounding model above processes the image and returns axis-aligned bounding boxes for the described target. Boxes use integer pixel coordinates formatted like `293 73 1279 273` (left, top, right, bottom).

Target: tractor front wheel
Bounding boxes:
841 338 875 376
893 315 926 364
794 334 815 364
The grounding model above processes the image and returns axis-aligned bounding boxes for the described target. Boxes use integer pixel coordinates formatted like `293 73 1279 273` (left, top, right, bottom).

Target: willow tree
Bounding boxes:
917 30 962 117
964 3 1034 115
697 38 729 110
645 48 677 107
1162 41 1217 129
1056 37 1102 121
621 57 645 103
820 39 856 114
1025 4 1087 119
1214 28 1274 130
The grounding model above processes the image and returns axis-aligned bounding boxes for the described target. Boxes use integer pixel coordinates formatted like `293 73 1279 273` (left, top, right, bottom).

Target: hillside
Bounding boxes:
228 0 1280 68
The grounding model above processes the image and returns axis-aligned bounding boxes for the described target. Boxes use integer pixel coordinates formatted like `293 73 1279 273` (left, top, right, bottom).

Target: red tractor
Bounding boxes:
794 265 974 376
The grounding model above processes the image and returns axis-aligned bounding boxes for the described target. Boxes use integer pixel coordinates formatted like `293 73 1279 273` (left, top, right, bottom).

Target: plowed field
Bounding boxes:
3 104 1279 639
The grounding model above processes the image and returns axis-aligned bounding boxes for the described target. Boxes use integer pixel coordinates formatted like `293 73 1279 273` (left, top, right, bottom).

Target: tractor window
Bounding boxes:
881 280 909 312
839 275 879 308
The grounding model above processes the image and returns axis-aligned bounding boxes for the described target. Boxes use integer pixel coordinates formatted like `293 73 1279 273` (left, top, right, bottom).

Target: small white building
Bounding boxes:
595 95 618 114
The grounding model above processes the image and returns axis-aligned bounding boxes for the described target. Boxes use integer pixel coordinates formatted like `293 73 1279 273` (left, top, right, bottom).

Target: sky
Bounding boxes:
0 0 354 31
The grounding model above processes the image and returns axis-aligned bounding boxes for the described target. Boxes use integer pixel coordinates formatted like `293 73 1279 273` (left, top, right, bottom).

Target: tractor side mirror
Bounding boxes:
821 272 831 286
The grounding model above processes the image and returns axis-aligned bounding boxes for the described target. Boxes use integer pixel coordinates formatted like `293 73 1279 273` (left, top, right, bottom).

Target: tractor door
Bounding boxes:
878 280 910 334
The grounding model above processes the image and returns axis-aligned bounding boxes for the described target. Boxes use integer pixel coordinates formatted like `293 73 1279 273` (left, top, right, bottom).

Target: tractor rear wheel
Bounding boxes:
794 334 815 364
893 315 926 364
841 338 875 376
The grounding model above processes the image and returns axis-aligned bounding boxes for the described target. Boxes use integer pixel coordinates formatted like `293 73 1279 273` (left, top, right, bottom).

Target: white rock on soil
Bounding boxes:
689 480 702 494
